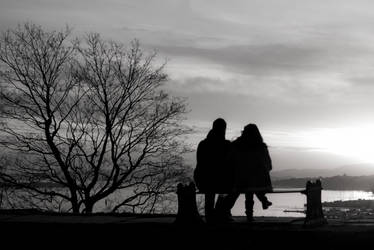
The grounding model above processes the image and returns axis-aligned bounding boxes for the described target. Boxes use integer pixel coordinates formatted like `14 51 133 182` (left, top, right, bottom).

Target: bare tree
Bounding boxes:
0 23 191 213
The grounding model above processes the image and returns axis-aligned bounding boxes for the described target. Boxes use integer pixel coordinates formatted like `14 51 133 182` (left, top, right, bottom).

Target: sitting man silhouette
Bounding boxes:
193 118 231 223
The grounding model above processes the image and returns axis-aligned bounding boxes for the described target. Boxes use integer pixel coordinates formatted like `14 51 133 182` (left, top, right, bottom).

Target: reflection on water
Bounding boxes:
2 188 373 217
231 190 374 217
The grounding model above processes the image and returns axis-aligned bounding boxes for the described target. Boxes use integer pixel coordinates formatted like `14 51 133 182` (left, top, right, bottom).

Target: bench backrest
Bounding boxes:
196 188 305 194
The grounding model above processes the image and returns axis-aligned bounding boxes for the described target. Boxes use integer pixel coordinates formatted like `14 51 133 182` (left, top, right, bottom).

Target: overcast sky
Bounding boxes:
2 0 374 170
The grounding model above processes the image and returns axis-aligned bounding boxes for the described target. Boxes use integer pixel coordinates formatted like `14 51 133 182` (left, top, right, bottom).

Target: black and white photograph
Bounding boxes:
2 0 374 248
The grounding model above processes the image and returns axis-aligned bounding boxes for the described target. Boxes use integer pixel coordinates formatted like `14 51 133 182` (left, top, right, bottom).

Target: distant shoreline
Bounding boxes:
273 174 374 192
323 199 374 208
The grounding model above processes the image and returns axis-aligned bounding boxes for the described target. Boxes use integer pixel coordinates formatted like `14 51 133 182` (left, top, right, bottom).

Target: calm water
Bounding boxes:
230 190 374 217
3 189 373 216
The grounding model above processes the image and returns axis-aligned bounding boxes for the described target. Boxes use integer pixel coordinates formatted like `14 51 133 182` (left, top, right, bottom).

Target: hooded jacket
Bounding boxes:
194 130 231 192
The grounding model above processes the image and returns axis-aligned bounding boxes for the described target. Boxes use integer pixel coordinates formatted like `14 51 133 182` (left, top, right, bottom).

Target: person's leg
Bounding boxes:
204 193 216 222
255 191 266 202
255 192 272 209
215 194 233 221
244 192 254 221
214 194 226 213
223 192 240 212
215 192 240 220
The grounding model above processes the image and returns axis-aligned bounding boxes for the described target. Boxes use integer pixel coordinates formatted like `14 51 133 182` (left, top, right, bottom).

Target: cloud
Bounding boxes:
154 36 374 77
156 43 325 75
3 0 374 167
348 76 374 87
166 73 353 106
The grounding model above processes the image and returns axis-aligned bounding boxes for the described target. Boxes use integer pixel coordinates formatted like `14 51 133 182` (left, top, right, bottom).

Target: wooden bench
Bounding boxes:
174 180 327 227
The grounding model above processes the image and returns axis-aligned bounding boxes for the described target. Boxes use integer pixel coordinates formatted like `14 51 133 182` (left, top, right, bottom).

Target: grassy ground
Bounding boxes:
1 210 374 249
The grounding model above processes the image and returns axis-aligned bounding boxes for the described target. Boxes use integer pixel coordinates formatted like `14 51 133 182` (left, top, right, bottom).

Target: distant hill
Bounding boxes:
272 174 374 191
271 164 374 180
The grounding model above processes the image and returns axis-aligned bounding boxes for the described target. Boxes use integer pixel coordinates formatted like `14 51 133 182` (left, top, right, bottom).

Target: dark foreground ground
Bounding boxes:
1 210 374 249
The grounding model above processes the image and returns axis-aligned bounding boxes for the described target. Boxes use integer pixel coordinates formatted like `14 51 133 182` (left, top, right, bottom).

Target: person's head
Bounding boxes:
241 123 263 144
211 118 226 138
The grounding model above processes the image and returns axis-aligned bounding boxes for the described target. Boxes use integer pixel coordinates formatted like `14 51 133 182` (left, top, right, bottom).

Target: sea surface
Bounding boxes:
230 190 374 217
2 189 373 217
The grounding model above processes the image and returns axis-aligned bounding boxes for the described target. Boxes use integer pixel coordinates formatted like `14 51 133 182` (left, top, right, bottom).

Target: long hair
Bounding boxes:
241 123 264 146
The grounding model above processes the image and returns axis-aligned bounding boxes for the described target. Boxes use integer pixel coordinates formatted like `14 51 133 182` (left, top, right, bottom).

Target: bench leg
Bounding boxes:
303 180 327 227
174 182 204 225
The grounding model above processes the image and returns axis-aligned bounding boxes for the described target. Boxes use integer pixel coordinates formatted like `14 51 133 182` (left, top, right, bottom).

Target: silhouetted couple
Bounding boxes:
194 118 273 223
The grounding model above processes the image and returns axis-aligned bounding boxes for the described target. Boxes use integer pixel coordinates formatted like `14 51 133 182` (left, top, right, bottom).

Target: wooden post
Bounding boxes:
174 182 204 225
302 179 327 227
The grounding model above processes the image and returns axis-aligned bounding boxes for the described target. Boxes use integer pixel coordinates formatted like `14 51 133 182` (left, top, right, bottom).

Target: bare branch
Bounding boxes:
0 23 191 214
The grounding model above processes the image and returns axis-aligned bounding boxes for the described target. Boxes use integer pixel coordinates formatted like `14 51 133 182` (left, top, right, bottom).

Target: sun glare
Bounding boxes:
304 126 374 164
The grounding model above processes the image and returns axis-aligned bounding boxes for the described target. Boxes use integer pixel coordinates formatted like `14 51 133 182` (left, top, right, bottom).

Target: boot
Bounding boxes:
244 194 255 222
261 199 272 210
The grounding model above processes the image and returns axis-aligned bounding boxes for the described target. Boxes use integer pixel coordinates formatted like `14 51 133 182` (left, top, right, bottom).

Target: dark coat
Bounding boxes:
193 131 231 192
229 137 272 192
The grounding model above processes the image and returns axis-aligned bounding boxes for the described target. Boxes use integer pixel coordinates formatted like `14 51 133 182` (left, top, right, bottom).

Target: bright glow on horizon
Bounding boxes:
189 123 374 165
298 126 374 164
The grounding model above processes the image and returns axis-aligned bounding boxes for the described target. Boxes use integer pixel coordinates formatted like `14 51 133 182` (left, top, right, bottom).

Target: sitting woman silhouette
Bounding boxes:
221 123 273 222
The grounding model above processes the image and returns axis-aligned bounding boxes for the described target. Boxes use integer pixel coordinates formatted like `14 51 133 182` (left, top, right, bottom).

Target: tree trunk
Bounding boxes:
71 202 80 214
70 191 80 213
84 202 94 214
